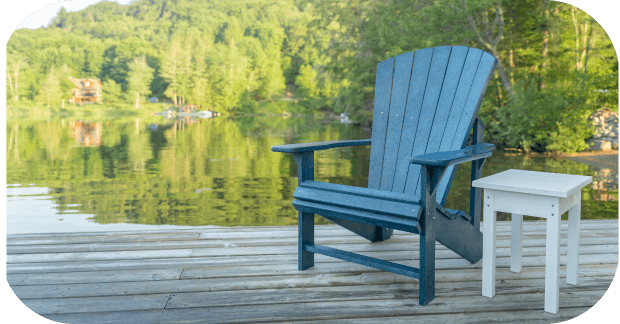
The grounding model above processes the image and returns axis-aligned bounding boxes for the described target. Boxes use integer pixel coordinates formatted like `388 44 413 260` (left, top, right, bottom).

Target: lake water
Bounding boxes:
6 115 618 234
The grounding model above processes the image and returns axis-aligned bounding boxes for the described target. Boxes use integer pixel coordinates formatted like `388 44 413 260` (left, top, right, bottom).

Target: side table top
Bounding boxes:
472 169 592 198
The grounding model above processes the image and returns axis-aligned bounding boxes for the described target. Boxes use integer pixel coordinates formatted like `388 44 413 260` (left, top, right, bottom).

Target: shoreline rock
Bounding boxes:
588 107 618 151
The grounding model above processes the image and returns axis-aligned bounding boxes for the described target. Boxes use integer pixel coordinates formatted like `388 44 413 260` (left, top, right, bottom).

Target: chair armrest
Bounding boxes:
410 143 495 167
271 139 372 153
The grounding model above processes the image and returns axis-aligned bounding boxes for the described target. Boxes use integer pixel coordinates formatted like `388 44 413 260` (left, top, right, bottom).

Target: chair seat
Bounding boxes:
292 181 423 234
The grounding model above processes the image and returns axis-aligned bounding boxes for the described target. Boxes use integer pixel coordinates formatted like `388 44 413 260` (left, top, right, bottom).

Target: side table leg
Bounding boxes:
511 214 523 273
545 205 561 314
567 194 581 285
482 189 496 298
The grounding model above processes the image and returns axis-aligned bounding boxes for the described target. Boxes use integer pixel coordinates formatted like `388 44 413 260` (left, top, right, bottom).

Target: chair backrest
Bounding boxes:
368 46 497 205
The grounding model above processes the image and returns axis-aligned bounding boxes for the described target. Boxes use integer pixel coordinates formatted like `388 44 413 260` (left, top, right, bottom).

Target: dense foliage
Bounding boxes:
6 0 618 152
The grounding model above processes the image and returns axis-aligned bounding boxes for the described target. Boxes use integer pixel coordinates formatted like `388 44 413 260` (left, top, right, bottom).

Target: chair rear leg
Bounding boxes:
419 227 436 305
299 211 314 270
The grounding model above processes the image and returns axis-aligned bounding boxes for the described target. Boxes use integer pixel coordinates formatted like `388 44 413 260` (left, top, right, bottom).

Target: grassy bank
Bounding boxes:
7 101 170 121
6 97 333 121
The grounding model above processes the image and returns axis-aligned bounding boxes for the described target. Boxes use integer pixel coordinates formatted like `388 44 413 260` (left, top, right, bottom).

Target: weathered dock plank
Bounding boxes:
7 219 616 241
7 245 615 286
25 277 607 316
42 290 607 324
7 228 616 254
164 277 612 309
7 268 184 286
294 306 593 324
7 248 194 264
11 254 616 300
6 220 617 323
21 294 171 315
7 235 616 265
6 233 202 246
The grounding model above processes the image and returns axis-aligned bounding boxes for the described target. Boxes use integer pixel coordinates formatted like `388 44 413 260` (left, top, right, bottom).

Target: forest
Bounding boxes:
6 0 618 152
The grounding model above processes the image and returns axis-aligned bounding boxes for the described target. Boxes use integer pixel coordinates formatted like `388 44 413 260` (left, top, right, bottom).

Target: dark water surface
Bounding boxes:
6 116 618 234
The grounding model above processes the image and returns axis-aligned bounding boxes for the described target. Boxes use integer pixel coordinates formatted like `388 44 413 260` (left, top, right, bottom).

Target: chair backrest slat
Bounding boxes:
379 51 415 191
411 46 478 199
431 48 484 204
403 46 453 196
368 57 395 190
391 48 434 193
368 46 497 204
434 51 497 204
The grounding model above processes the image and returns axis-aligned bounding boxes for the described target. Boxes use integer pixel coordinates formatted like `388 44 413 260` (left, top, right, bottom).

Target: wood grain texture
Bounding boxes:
7 220 616 323
42 290 607 324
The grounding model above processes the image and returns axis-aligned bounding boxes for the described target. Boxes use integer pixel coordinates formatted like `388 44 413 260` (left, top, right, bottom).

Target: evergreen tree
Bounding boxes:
126 56 154 108
160 37 182 106
35 64 61 106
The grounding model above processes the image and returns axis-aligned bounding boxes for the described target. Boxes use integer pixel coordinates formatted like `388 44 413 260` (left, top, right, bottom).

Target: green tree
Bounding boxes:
84 38 106 77
102 79 123 103
295 64 318 98
6 59 25 102
189 35 214 108
35 64 61 106
126 56 154 108
160 38 180 106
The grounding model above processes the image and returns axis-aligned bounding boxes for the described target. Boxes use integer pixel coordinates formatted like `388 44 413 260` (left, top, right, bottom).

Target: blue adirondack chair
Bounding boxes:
272 46 497 305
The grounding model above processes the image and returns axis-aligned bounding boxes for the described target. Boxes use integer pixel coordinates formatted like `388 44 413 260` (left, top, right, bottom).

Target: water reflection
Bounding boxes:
152 110 220 136
592 168 618 201
70 121 102 147
6 116 618 233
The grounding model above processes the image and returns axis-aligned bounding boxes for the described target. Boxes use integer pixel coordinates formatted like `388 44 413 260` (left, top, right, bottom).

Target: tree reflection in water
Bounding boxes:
6 116 618 229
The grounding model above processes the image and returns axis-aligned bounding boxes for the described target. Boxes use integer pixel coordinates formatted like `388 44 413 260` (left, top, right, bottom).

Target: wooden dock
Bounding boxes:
7 219 618 323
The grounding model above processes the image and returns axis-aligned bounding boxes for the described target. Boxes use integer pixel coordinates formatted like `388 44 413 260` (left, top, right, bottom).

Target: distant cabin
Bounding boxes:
68 77 102 104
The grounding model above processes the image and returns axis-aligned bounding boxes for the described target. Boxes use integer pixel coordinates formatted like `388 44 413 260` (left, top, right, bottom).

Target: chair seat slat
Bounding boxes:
299 181 420 205
292 199 422 234
293 186 422 221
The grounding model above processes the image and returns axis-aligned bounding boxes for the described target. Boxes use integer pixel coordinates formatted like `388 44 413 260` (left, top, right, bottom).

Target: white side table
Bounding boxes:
472 169 592 314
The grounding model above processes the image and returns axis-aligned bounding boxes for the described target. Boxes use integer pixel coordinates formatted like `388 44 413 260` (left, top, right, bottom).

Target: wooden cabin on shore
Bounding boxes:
68 77 102 104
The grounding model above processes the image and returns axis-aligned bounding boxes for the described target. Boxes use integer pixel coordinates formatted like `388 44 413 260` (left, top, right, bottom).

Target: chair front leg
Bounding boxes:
294 152 315 271
419 215 435 306
299 211 314 270
419 165 444 305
